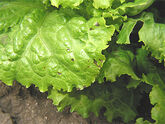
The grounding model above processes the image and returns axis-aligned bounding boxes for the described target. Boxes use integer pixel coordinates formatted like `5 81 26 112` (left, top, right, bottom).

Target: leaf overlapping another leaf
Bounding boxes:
97 47 139 83
50 0 84 8
0 0 115 92
136 118 151 124
1 0 164 123
48 78 141 123
117 12 165 63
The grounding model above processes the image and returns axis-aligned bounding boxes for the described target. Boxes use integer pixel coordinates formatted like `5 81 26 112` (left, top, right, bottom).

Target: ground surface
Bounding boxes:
0 81 125 124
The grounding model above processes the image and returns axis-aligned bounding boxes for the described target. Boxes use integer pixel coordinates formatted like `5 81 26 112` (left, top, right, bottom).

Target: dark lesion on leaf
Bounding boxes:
57 72 62 75
99 59 103 63
71 58 74 61
83 86 87 89
95 22 100 26
67 48 70 52
89 28 94 30
93 59 101 68
94 59 97 65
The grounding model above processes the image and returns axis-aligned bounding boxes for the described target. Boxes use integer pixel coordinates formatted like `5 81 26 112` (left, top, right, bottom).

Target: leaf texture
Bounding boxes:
97 47 139 83
0 1 115 92
48 78 140 123
117 12 165 63
150 85 165 124
50 0 84 8
139 13 165 62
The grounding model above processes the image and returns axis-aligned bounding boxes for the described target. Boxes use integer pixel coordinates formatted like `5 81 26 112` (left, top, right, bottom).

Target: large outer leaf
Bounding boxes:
48 78 140 123
0 1 115 92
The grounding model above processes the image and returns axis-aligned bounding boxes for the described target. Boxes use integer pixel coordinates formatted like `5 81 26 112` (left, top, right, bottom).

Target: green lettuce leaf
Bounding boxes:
102 0 154 31
92 0 126 9
48 78 140 123
93 0 113 9
138 12 165 62
97 47 139 83
150 85 165 124
102 0 154 18
0 1 115 92
117 0 154 16
50 0 154 32
48 0 154 16
135 48 165 123
117 19 137 44
50 0 84 8
136 118 151 124
136 48 165 90
126 79 142 89
0 0 44 33
117 12 165 62
97 46 165 89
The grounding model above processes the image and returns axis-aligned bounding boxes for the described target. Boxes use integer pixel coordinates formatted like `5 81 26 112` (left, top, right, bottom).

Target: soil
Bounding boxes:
0 81 123 124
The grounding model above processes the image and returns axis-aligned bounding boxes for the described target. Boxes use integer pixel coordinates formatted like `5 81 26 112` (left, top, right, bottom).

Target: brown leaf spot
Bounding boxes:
57 72 62 75
90 28 94 30
93 59 101 68
99 59 103 63
95 22 100 26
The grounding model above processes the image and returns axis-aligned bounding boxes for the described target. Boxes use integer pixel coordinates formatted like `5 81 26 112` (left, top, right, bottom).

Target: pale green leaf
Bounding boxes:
0 1 115 92
50 0 84 8
150 85 165 124
118 0 155 16
139 13 165 62
93 0 114 9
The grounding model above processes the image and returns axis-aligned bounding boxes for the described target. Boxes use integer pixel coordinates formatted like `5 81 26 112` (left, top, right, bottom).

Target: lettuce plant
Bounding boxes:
0 0 165 123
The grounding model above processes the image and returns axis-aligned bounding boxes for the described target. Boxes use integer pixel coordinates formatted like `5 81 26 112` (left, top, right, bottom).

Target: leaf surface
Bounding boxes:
117 19 137 44
136 118 151 124
48 78 140 122
0 1 115 92
139 13 165 61
50 0 84 8
150 85 165 124
97 47 139 83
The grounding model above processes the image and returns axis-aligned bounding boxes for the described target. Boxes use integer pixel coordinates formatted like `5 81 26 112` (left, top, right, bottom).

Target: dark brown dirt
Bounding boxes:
0 81 119 124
